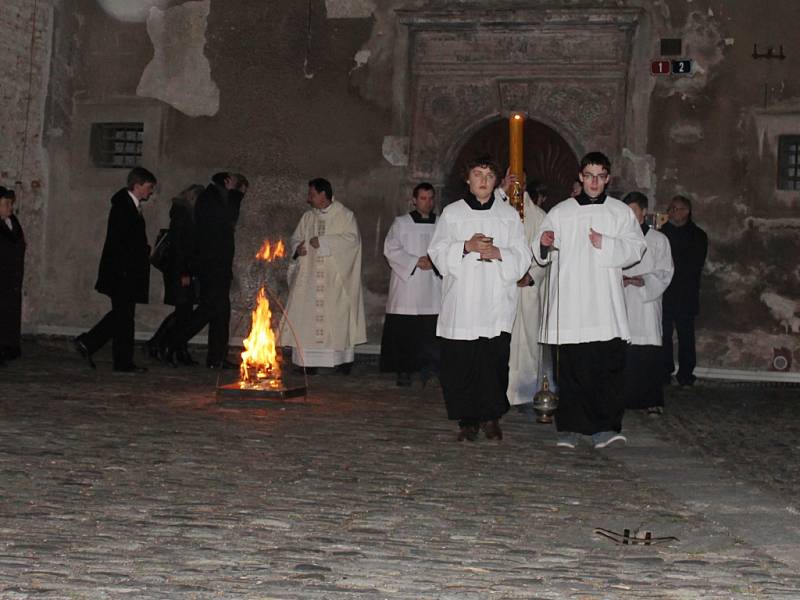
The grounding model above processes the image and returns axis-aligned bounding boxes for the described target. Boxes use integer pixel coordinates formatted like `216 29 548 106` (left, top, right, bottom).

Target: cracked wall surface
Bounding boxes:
10 0 799 372
136 0 219 117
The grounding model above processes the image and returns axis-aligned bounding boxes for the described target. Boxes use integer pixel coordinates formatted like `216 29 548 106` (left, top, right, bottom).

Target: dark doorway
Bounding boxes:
445 118 579 209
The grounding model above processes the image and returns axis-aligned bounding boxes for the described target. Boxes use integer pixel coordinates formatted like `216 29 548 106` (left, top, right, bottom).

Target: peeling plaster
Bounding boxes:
325 0 375 19
658 10 725 98
761 292 800 334
621 148 656 195
381 136 408 166
668 123 704 144
136 0 220 117
350 49 371 74
96 0 168 23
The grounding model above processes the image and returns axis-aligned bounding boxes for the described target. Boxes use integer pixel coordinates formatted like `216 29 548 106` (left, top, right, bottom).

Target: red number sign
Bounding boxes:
651 60 671 75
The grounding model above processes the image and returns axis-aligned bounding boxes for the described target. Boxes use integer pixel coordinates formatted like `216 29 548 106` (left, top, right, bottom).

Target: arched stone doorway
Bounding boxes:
445 118 579 207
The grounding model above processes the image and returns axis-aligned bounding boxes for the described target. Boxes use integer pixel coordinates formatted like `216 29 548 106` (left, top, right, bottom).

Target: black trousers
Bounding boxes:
439 333 511 426
82 295 136 369
170 275 231 365
662 309 696 384
150 302 193 349
624 345 664 409
379 314 439 375
555 338 626 435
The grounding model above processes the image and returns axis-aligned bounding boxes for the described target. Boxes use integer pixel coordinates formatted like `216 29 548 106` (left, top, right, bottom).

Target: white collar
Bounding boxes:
128 190 140 210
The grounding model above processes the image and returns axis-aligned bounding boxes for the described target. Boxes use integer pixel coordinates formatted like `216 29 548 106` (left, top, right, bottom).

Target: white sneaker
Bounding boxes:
556 432 578 448
593 431 627 449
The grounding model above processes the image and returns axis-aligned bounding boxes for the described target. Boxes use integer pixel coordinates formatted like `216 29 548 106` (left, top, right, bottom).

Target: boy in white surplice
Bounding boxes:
535 152 646 450
380 183 442 387
428 156 531 442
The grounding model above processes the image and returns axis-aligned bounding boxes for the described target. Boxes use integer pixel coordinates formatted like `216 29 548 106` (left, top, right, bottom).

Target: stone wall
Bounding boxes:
9 0 800 373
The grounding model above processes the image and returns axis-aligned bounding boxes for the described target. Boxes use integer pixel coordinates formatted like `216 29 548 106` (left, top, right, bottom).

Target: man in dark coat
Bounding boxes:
165 172 247 368
74 167 156 372
0 187 26 364
661 194 708 386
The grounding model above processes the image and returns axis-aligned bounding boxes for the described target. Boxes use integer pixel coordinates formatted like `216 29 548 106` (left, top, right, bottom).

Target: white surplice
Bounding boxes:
623 227 674 346
278 200 366 367
494 189 550 405
384 214 441 316
534 196 647 344
428 197 531 340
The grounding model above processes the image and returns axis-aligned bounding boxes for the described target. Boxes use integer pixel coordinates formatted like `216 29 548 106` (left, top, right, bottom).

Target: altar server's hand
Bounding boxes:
480 244 501 261
541 230 555 247
296 241 308 256
517 273 533 287
464 233 491 254
417 256 433 270
589 228 603 249
310 236 320 249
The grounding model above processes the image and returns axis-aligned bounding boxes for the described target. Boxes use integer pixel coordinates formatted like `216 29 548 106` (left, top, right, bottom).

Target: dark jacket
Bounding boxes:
661 220 708 316
192 184 240 283
0 214 26 347
163 201 196 306
95 188 150 304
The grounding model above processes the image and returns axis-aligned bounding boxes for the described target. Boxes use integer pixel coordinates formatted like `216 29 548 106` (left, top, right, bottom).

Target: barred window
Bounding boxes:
778 135 800 190
91 122 144 168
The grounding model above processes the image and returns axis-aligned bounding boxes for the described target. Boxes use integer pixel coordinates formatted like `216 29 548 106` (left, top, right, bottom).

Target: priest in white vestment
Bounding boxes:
621 192 674 413
428 156 531 442
494 175 550 410
380 182 442 387
278 178 366 371
535 152 646 449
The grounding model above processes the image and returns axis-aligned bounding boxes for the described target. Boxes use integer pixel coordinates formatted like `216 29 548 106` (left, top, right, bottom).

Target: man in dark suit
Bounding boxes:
74 167 157 372
661 194 708 386
165 172 247 369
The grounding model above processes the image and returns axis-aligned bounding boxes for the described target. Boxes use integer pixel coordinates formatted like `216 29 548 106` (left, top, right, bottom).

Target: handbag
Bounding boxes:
149 228 171 272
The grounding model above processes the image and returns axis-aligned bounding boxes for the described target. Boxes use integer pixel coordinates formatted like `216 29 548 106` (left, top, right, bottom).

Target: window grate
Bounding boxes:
778 135 800 190
91 122 144 169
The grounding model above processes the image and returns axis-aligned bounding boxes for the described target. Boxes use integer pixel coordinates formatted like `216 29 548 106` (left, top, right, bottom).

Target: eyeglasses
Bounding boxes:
668 206 689 212
581 172 609 183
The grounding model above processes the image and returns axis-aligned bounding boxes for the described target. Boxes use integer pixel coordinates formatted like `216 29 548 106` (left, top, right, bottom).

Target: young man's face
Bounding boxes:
307 186 330 209
0 197 13 219
628 202 646 225
466 166 497 201
578 163 610 198
133 182 156 201
413 189 435 215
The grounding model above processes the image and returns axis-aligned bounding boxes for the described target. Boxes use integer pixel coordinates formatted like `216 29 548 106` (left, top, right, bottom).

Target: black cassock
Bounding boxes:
0 215 26 359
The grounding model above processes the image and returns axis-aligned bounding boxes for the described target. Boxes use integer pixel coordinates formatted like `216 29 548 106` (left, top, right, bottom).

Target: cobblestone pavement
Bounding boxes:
1 340 800 599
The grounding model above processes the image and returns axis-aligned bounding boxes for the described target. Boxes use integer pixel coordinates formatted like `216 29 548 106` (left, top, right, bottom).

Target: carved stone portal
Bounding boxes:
398 7 641 187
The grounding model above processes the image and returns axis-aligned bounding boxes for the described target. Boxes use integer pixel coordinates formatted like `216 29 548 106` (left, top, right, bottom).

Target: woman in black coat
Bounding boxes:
0 187 26 363
147 184 204 364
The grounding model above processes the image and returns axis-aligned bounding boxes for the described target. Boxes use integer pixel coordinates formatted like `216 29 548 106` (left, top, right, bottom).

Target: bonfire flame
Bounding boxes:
240 288 280 384
240 239 287 385
256 239 286 261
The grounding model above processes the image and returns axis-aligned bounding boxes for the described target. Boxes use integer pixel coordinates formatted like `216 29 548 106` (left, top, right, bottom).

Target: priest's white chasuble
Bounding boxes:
279 201 366 367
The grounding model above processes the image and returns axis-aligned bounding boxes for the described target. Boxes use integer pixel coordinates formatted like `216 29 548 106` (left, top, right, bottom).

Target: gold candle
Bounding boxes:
508 113 525 220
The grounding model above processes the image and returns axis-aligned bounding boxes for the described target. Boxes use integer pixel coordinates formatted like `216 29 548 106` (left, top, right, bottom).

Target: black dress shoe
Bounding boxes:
396 372 412 387
481 419 503 440
113 364 148 373
457 425 479 442
335 362 353 375
176 346 198 366
293 365 317 376
207 359 238 370
73 337 96 370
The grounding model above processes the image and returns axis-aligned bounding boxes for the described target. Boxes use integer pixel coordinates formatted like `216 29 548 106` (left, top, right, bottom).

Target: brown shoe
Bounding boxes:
457 425 479 442
481 420 503 440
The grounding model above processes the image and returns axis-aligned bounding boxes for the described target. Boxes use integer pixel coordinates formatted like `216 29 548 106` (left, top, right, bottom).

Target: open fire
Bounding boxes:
239 240 287 386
